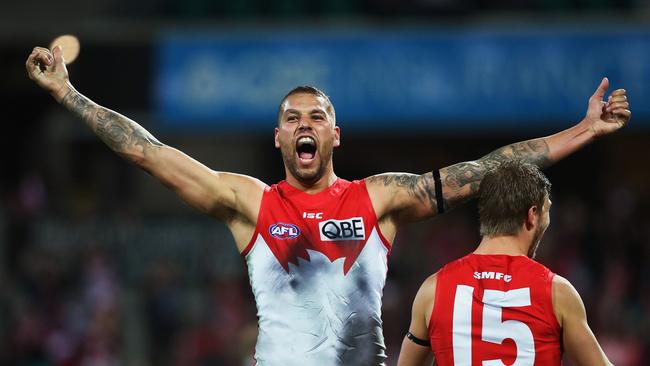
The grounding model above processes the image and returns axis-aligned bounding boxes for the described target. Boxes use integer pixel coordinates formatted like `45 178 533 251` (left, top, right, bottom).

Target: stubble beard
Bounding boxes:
529 223 548 259
281 146 333 185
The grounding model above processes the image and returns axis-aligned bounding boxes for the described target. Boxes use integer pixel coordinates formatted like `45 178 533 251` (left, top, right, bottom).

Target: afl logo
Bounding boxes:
269 223 301 240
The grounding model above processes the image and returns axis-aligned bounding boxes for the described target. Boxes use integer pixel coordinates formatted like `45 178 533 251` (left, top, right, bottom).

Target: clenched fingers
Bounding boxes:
606 96 629 114
26 47 53 78
33 47 53 65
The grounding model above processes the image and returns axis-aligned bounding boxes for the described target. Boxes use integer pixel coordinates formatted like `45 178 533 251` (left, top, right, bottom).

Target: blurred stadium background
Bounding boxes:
2 1 650 365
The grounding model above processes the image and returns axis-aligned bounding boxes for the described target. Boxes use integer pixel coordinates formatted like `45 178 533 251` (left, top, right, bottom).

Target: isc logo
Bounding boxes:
319 217 365 242
269 223 301 240
303 212 323 219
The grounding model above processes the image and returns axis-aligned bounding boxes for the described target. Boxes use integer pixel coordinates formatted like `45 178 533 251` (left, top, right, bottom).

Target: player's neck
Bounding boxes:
474 234 530 257
285 169 338 194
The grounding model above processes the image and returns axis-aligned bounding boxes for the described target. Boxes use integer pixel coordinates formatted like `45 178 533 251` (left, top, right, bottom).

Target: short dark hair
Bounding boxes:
277 86 336 125
478 161 551 237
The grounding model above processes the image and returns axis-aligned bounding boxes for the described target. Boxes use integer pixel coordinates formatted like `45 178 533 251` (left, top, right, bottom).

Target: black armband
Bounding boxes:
432 169 444 214
406 331 431 347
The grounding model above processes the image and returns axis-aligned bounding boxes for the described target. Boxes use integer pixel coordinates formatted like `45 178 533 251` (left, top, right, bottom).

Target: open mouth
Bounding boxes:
296 136 317 161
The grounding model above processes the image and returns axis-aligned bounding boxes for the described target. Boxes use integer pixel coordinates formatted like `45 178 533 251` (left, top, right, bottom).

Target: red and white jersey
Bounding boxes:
241 179 391 365
429 254 561 366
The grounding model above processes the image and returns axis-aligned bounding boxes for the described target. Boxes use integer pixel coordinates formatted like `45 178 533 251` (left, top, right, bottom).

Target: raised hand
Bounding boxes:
585 77 631 137
26 45 70 101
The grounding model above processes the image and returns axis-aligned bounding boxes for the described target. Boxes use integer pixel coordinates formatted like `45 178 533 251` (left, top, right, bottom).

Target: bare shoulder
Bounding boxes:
419 273 438 297
414 273 438 324
218 171 268 191
365 172 439 223
365 173 412 216
365 172 430 197
552 275 580 302
366 172 422 186
217 173 268 252
418 273 438 302
217 172 267 213
552 275 585 327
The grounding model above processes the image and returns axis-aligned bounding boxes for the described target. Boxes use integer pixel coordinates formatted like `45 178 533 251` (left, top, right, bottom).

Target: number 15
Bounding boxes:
452 285 535 366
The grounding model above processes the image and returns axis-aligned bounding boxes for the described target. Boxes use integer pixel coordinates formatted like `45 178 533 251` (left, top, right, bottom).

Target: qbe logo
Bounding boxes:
269 223 301 240
319 217 365 242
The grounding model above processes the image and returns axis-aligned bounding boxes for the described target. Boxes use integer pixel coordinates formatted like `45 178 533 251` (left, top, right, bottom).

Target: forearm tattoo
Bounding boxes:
441 139 551 210
61 89 163 159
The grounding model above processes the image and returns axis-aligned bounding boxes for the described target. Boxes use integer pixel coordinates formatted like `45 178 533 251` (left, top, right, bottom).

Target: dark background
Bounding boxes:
2 1 649 365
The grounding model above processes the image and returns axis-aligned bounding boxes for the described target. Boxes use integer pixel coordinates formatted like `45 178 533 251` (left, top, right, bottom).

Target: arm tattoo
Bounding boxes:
441 139 551 210
367 173 439 215
95 109 163 153
61 88 163 161
369 140 550 218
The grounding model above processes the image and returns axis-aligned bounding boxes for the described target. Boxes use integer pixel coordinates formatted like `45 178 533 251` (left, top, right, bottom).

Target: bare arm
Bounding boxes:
367 138 552 223
367 78 630 228
26 46 265 235
57 86 265 217
398 275 437 366
553 275 612 366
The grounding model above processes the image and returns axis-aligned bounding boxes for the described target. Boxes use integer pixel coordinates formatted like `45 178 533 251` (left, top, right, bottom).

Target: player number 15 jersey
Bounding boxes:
429 254 562 366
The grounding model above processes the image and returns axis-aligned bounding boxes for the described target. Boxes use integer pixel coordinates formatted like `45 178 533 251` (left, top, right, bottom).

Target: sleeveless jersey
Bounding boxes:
429 254 561 366
241 179 391 365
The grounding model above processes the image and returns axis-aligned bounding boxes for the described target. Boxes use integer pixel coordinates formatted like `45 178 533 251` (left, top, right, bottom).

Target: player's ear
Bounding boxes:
525 205 538 231
274 127 280 148
333 126 341 147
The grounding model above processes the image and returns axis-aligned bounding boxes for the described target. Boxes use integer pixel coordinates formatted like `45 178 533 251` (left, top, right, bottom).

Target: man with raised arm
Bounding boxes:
27 45 630 365
396 162 612 366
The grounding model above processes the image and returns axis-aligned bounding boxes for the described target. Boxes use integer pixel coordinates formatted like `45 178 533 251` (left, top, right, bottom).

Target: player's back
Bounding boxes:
430 254 561 366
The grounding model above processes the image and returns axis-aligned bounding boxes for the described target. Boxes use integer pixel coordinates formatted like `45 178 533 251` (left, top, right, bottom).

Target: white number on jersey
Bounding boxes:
452 285 535 366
